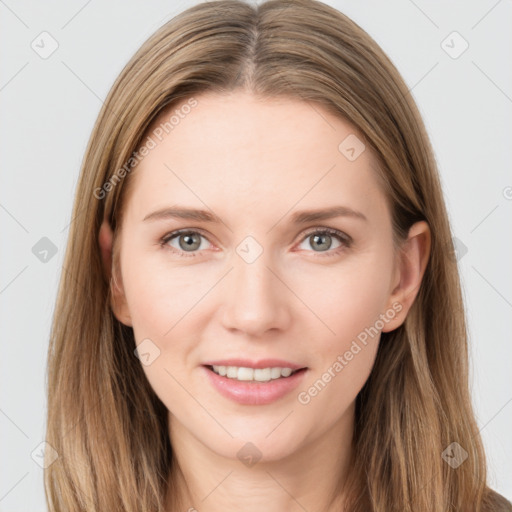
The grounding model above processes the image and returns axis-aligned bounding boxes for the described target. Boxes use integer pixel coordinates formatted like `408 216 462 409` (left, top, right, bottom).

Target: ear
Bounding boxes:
98 219 132 327
382 220 431 332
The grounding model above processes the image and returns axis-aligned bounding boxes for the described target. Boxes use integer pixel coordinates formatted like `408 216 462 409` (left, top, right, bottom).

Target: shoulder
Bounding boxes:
482 488 512 512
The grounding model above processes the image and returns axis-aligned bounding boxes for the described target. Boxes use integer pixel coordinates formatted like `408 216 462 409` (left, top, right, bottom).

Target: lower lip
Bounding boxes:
202 366 308 405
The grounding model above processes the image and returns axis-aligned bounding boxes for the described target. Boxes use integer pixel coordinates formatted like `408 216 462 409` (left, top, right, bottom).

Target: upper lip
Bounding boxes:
202 358 306 370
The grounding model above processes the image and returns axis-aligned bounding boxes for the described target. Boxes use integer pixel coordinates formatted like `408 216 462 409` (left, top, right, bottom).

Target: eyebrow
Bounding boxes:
143 205 367 225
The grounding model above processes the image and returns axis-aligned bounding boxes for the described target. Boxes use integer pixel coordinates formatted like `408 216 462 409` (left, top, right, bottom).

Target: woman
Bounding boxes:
44 0 512 510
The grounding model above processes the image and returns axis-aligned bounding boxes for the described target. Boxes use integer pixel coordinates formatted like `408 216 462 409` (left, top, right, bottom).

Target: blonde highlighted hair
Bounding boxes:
44 1 512 510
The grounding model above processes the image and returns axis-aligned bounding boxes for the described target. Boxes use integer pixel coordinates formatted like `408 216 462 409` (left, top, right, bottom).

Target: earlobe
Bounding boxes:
98 219 133 327
382 220 431 332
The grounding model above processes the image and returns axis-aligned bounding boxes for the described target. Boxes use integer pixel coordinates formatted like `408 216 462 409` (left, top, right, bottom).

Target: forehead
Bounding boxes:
123 91 386 224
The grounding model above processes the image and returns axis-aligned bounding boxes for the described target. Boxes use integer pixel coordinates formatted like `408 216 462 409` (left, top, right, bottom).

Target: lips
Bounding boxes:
201 358 308 405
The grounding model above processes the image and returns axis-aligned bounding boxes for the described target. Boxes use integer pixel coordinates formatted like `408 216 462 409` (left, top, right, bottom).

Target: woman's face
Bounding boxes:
108 91 409 462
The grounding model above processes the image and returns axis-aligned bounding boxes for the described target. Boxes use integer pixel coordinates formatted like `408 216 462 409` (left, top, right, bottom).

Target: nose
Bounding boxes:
220 249 291 337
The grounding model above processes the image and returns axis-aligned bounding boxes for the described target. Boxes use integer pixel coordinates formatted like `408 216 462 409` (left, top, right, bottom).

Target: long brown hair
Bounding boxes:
44 1 512 510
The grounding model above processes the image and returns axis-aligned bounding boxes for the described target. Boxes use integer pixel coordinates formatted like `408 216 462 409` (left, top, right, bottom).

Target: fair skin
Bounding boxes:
99 90 430 512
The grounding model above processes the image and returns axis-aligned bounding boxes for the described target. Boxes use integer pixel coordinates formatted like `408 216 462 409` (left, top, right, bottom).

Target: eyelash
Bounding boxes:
159 227 352 258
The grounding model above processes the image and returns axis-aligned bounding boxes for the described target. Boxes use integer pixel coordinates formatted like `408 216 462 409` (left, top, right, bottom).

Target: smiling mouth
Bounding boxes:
205 365 307 382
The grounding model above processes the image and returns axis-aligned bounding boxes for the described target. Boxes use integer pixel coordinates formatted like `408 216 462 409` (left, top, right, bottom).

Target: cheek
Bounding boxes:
122 252 216 338
292 248 393 407
291 249 394 345
120 254 212 407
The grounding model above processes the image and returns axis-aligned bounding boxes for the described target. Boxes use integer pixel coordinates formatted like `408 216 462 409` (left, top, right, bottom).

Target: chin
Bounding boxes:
204 423 307 464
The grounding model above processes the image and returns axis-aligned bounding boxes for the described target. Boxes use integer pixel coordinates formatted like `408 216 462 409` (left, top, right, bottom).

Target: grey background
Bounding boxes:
1 0 511 509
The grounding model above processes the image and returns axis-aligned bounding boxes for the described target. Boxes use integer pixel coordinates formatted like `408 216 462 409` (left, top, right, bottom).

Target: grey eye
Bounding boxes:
168 232 206 252
299 232 342 252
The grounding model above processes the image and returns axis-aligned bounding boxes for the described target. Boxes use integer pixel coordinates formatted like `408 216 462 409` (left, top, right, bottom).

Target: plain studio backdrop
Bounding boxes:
0 0 511 509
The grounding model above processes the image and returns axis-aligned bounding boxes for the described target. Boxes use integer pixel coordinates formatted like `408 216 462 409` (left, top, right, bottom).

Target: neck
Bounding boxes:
165 403 355 512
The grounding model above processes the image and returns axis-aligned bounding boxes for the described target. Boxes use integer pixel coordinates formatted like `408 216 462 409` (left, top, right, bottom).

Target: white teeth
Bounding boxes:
254 368 271 381
237 367 254 381
226 366 238 378
270 367 282 379
211 365 299 381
